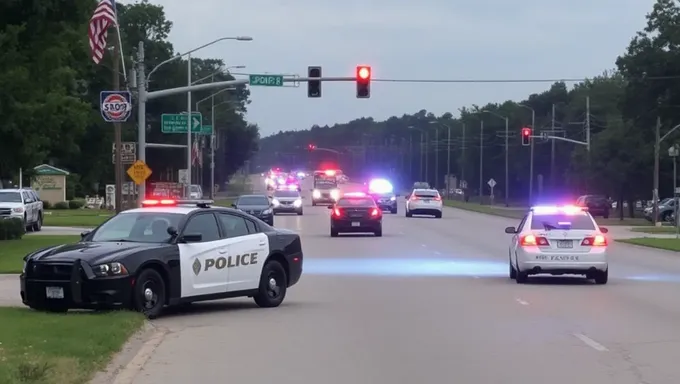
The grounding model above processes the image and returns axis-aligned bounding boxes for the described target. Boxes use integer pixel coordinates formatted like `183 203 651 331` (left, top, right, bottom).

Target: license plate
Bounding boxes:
557 240 573 248
46 286 64 299
352 222 360 227
550 255 579 261
423 199 431 203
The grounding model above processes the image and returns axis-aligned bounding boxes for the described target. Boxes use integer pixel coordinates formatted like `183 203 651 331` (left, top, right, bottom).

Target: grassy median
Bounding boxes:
0 235 81 274
616 237 680 251
443 200 650 226
43 210 112 228
0 308 144 384
629 226 678 234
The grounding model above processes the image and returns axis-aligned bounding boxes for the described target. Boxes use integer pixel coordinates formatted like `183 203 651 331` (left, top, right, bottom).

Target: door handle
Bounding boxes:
218 248 228 254
258 241 266 246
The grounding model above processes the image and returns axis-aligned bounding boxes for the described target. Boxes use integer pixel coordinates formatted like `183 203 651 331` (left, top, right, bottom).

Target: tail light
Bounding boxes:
409 195 420 201
433 196 442 201
520 234 549 246
582 235 607 246
333 208 342 216
370 208 380 217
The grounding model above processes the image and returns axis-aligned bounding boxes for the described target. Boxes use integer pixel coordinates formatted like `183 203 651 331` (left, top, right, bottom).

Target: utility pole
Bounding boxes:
586 96 591 193
425 131 429 184
210 73 216 199
504 117 509 207
479 120 484 201
461 123 466 183
529 109 535 204
434 126 439 189
420 132 424 180
112 32 123 213
653 116 661 226
136 41 146 206
409 135 413 183
550 103 556 190
186 53 193 196
446 124 451 198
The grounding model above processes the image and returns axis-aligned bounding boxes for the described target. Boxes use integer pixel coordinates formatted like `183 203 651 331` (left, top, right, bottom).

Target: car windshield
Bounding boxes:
337 198 375 207
415 191 439 198
238 196 269 205
530 213 596 230
274 190 299 198
190 185 200 192
90 212 184 243
0 192 22 203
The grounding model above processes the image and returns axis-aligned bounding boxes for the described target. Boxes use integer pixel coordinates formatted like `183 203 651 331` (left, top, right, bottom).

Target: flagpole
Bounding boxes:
112 0 127 82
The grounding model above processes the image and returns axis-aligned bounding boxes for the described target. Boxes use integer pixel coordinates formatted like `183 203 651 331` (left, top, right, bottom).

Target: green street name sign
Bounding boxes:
161 113 203 133
199 125 213 135
249 74 284 87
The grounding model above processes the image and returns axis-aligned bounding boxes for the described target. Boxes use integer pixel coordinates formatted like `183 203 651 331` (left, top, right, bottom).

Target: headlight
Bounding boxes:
272 198 280 206
390 196 396 201
12 207 24 213
293 199 302 207
312 189 321 198
262 208 272 215
22 260 27 274
330 189 340 200
93 262 128 277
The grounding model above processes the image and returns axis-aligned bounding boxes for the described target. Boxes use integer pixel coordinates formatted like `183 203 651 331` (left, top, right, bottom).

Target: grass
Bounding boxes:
630 226 679 234
43 210 112 228
0 235 80 274
443 200 651 226
0 308 144 384
214 198 235 207
616 237 680 251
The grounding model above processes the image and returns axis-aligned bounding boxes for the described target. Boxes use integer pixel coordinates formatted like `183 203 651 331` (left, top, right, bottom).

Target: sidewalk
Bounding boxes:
0 274 22 307
607 226 679 240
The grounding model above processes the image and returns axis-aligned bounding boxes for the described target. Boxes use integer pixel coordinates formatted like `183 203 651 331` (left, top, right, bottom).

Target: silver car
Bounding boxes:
271 189 303 215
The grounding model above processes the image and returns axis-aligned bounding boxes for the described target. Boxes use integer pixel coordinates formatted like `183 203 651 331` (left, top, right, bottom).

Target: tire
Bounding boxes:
390 207 397 214
330 229 338 237
132 268 166 319
435 212 442 218
374 229 383 237
312 202 317 207
662 212 670 222
603 212 609 219
406 210 412 217
509 257 517 279
24 214 31 232
32 212 43 232
515 270 528 284
297 210 303 216
253 260 288 308
594 269 608 285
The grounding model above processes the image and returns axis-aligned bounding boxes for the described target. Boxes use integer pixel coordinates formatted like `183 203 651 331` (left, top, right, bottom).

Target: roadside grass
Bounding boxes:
616 237 680 251
43 210 112 228
214 198 235 207
443 200 650 226
0 235 80 274
0 308 144 384
630 226 678 234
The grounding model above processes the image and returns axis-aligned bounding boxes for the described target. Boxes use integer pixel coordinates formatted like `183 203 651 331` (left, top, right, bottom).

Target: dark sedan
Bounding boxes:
329 194 382 237
232 194 274 225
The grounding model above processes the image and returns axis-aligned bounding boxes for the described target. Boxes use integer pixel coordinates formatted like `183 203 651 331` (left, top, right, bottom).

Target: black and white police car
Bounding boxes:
20 199 303 318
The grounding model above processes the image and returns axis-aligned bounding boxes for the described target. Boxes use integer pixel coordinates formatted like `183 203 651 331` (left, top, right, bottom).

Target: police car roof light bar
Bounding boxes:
531 205 586 215
344 192 367 197
175 199 215 208
142 199 177 206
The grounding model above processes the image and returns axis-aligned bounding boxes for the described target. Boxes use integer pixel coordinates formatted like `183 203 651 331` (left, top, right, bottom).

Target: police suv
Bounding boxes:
20 199 303 318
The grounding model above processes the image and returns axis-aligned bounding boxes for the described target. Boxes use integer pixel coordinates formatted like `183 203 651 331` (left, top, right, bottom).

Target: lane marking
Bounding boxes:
573 333 609 352
421 244 427 247
515 298 529 305
434 251 441 255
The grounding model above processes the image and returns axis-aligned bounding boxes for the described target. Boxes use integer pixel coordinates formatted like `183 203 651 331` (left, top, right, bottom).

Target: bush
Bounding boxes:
0 218 25 240
42 201 52 209
68 199 85 209
52 201 69 210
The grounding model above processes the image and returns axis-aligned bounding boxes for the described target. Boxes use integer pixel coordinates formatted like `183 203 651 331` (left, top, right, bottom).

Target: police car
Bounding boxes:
505 205 609 284
20 199 303 318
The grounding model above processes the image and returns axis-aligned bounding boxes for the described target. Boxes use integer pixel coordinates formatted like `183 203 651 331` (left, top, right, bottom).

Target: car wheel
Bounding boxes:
297 210 303 216
374 229 383 237
330 229 339 237
405 210 412 217
390 207 397 214
132 268 166 319
312 202 317 206
603 212 609 219
435 212 442 218
515 270 528 284
32 213 43 231
24 214 32 232
253 260 287 308
594 269 608 285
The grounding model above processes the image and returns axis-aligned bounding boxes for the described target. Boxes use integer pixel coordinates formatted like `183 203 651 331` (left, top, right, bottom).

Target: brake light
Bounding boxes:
333 208 341 216
520 234 549 246
582 235 607 246
433 196 442 201
142 199 176 206
409 195 420 201
370 208 380 217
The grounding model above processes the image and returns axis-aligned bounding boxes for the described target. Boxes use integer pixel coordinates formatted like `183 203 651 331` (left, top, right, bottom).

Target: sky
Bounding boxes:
126 0 655 137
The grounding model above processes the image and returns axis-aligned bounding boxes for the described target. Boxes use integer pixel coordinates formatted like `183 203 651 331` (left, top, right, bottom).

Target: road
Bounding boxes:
128 175 680 384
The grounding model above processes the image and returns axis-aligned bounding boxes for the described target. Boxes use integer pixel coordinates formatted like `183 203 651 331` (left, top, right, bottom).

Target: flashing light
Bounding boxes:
368 178 393 194
330 189 340 200
312 189 321 198
297 171 306 177
325 169 336 176
521 128 531 146
142 199 177 207
531 205 585 215
344 192 367 197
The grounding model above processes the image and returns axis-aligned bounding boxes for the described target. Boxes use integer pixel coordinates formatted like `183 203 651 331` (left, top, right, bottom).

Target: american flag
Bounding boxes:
88 0 118 64
192 138 202 167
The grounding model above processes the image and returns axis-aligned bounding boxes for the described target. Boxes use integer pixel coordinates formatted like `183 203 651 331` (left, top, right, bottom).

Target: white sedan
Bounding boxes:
505 205 609 284
405 189 443 218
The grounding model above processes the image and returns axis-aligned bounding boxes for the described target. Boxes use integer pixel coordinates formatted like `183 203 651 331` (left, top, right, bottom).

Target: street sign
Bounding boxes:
112 142 136 164
199 125 213 135
100 91 132 122
178 169 188 185
487 178 497 188
161 113 203 133
249 74 284 87
126 160 152 185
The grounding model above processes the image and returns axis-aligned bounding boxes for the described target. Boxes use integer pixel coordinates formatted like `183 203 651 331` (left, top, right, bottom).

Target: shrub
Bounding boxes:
0 218 25 240
42 201 52 209
68 199 85 209
52 201 69 210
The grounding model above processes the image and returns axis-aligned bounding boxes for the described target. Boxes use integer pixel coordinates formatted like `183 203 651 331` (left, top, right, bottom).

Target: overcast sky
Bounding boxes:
129 0 654 137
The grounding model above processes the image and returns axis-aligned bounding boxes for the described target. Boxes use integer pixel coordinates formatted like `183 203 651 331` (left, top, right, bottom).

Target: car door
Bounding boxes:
216 212 268 292
177 212 231 298
22 191 35 224
510 214 528 265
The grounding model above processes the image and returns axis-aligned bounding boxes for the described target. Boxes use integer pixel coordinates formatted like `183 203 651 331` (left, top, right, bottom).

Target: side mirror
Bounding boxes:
405 194 410 199
180 233 202 243
327 205 333 209
231 203 237 208
167 226 178 237
504 226 516 234
599 227 609 234
80 231 90 240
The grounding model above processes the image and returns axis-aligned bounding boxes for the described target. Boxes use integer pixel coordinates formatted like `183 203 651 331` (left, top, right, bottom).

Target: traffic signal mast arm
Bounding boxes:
308 146 342 154
541 134 589 147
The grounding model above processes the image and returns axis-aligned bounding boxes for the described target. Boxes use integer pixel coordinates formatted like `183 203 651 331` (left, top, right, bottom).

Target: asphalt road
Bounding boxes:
129 175 680 384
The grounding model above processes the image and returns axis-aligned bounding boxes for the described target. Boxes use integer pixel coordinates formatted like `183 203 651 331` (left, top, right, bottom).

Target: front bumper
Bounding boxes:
313 197 335 204
20 259 133 310
376 200 397 211
331 218 382 233
273 204 302 213
516 248 608 275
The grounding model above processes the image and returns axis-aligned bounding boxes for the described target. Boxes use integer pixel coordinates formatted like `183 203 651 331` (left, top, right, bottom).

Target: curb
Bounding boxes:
90 322 169 384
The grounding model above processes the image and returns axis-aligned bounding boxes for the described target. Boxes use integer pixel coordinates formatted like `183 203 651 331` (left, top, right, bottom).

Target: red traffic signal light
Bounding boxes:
356 65 371 98
521 128 531 146
308 144 316 150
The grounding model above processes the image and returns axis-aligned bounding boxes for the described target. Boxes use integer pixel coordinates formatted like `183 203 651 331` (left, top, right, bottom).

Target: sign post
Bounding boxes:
487 178 496 204
112 142 137 164
126 160 152 186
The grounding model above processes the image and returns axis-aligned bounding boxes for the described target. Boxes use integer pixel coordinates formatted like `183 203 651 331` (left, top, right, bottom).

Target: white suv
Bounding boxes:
405 189 443 218
0 189 44 231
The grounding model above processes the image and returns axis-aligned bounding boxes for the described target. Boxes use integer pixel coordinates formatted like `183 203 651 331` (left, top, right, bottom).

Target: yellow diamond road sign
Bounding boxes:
127 160 152 185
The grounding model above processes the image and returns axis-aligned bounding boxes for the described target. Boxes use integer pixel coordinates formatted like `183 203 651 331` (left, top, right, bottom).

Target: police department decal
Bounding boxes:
192 259 201 276
100 90 132 122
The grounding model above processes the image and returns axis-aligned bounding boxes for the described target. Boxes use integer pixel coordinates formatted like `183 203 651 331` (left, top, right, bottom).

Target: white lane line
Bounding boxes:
573 333 609 352
515 298 529 305
421 244 427 247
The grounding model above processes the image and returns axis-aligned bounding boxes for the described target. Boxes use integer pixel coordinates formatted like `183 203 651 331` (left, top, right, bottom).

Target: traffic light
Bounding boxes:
308 66 321 98
521 127 531 146
356 65 371 98
308 144 316 151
